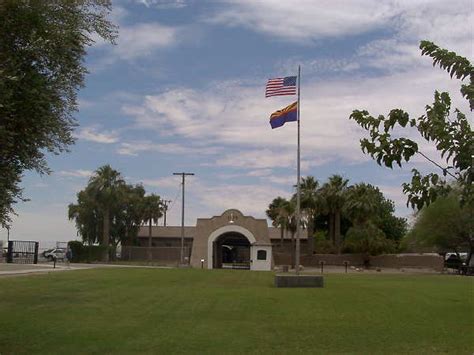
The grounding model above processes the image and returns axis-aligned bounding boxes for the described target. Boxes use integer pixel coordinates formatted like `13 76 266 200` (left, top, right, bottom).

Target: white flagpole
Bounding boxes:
296 65 301 275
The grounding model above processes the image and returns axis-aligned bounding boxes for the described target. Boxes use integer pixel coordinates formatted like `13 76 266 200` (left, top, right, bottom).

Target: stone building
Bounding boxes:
134 209 308 271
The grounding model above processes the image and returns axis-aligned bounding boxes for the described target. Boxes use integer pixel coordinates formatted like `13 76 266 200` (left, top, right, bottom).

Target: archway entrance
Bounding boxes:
213 232 250 269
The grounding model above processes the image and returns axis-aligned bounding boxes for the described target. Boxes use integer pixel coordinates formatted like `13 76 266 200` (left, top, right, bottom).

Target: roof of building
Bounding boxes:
137 226 195 238
268 227 308 240
137 225 307 240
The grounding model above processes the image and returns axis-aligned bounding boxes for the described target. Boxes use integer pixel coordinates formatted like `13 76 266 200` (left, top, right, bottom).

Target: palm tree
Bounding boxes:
320 175 349 253
344 183 379 226
299 176 320 255
266 197 290 248
88 165 125 261
141 194 163 261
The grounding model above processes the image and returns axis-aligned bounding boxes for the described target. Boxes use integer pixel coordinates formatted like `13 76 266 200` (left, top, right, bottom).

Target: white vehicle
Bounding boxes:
43 248 65 261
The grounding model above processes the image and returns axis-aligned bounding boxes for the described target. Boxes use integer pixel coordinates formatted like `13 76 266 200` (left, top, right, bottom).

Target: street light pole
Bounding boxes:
173 172 194 265
162 199 172 227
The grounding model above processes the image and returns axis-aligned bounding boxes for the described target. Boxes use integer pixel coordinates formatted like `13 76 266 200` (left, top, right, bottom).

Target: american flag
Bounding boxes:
265 76 297 97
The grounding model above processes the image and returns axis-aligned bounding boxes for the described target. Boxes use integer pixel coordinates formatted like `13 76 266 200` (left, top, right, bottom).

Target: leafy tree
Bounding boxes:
375 195 407 243
116 184 146 247
269 177 407 255
0 0 117 227
343 183 398 259
319 175 349 253
345 183 407 243
141 194 163 261
349 41 473 211
69 181 147 260
406 190 472 263
68 187 102 245
344 223 396 266
69 167 151 261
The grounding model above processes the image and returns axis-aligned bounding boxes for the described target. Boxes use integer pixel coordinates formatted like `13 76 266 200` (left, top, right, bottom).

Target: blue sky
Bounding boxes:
2 0 472 245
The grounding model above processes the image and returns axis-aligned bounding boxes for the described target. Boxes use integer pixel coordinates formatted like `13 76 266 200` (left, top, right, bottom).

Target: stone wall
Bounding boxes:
370 254 444 271
273 252 364 266
274 252 444 271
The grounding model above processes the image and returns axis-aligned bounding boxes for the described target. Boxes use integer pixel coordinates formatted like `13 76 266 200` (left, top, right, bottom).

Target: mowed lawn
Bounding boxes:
0 268 472 354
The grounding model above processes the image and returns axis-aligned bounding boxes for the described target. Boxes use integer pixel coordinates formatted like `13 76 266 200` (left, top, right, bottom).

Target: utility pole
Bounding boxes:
173 172 194 265
161 199 172 226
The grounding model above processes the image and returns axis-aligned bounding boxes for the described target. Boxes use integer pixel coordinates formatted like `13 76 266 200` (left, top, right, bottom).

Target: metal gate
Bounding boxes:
7 240 39 264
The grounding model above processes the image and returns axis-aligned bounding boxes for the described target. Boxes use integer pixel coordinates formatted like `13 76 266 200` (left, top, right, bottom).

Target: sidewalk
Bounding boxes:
0 261 171 276
0 262 74 276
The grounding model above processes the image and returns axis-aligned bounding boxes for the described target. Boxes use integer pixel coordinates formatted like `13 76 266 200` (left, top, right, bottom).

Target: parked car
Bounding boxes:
43 248 65 261
445 253 463 270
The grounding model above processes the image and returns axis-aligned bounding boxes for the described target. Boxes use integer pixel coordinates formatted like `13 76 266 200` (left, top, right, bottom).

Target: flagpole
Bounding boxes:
295 65 301 275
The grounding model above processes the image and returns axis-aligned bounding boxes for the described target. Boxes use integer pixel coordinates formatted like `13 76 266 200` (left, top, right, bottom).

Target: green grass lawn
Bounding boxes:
0 268 472 354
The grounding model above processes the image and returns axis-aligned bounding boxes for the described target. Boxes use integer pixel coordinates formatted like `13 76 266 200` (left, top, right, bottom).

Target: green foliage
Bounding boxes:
349 41 473 210
0 0 117 227
345 183 407 242
406 190 472 253
343 223 396 256
313 231 336 254
299 176 320 253
344 183 380 225
142 194 163 226
68 165 160 252
268 176 406 254
266 197 289 229
420 40 474 109
319 175 349 251
67 240 108 263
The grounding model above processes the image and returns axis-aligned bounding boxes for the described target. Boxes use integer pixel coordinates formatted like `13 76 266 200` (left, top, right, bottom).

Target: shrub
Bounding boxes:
313 231 337 254
67 241 108 263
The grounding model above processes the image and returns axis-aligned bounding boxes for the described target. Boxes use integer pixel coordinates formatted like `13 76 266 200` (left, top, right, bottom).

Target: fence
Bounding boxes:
7 240 39 264
121 246 191 265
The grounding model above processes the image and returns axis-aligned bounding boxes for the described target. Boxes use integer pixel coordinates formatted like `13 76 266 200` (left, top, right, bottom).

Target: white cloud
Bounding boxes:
138 176 182 189
207 0 397 42
135 0 187 9
90 20 181 66
207 0 472 52
57 170 93 178
266 175 296 186
115 23 179 60
192 180 289 218
247 169 273 177
75 126 119 144
215 149 295 169
124 60 468 170
117 141 219 156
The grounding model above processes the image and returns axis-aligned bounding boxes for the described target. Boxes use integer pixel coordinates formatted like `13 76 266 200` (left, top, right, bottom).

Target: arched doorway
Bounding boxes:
207 225 256 269
213 232 250 269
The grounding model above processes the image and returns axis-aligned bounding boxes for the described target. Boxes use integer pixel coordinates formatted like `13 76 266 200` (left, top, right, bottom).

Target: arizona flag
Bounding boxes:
269 101 297 129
